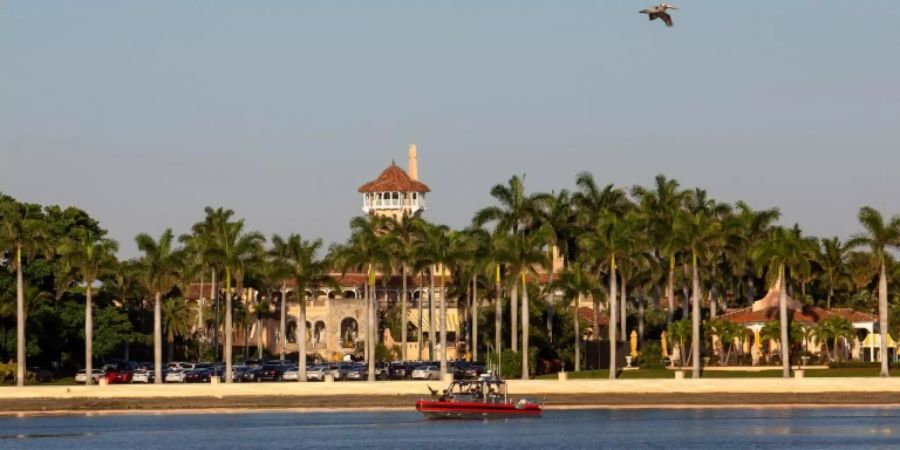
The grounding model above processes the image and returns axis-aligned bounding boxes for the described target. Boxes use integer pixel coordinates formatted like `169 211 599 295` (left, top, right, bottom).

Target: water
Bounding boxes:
1 408 899 449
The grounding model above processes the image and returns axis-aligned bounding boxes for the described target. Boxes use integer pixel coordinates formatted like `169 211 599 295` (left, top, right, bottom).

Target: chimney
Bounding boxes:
408 144 418 181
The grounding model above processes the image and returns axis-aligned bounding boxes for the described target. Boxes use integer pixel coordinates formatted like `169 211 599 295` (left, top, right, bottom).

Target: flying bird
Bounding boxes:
639 3 678 27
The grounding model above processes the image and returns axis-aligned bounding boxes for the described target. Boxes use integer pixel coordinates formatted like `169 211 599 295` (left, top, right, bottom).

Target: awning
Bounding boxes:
408 309 459 333
862 333 896 348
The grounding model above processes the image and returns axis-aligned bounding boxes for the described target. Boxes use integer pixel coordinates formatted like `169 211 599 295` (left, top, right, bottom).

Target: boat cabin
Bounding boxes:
437 374 508 404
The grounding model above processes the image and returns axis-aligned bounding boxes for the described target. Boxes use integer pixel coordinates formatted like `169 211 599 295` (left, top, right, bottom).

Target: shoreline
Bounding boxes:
4 392 900 417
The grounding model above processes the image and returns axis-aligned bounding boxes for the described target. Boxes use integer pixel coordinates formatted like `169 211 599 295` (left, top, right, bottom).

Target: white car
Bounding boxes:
75 369 104 384
282 367 299 381
411 365 441 380
306 366 330 381
132 369 153 383
164 370 186 383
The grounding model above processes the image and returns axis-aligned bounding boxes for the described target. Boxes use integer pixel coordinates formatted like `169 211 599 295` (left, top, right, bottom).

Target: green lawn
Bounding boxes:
535 368 886 379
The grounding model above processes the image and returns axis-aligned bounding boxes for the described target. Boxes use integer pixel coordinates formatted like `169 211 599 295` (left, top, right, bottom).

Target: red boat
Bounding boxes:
415 374 543 419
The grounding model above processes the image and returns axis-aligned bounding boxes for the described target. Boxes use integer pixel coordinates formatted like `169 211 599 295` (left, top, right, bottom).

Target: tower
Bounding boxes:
357 145 430 219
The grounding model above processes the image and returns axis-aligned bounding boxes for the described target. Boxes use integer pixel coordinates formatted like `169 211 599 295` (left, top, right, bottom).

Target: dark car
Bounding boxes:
183 368 213 383
241 364 287 382
452 361 484 380
240 367 263 382
388 362 412 380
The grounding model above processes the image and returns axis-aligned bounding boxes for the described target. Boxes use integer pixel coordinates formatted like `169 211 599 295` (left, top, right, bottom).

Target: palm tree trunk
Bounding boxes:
224 270 233 383
879 261 890 377
257 316 263 360
691 255 701 379
494 264 502 358
211 270 218 362
608 257 618 379
574 294 581 372
710 286 718 320
364 281 370 362
299 282 308 382
401 264 408 361
665 256 675 324
280 283 287 361
472 275 478 362
440 266 448 378
85 284 94 386
418 271 424 361
429 269 436 361
620 278 627 342
15 246 25 387
368 266 376 382
510 281 518 354
521 272 529 380
153 291 162 384
778 264 790 378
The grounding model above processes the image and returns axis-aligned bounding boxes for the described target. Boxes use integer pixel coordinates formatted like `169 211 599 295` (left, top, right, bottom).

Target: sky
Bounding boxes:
1 1 898 258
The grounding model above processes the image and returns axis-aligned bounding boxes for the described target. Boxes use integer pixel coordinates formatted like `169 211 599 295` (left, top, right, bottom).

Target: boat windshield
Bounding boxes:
443 375 507 403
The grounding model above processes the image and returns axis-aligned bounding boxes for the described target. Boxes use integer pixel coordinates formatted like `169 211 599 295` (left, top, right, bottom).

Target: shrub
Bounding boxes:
487 350 522 379
635 341 666 369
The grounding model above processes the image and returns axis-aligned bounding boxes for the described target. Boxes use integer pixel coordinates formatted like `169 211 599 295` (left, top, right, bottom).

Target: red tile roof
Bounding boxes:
721 305 877 325
357 163 430 193
578 307 609 326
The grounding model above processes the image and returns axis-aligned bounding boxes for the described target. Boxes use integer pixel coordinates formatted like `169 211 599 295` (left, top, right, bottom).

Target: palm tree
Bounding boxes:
57 230 119 385
631 175 687 324
554 261 600 371
268 235 296 361
814 315 855 362
0 199 49 386
280 234 332 382
730 202 781 306
205 210 265 382
474 175 541 353
162 297 194 360
578 210 635 379
818 237 848 309
250 295 271 360
847 206 900 377
673 210 723 378
752 226 812 377
334 216 395 381
667 319 692 366
418 223 462 378
135 229 181 384
385 214 423 361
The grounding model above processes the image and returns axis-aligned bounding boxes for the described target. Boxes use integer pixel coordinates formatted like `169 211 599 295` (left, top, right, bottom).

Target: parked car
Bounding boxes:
240 367 263 382
102 361 137 384
452 361 484 380
306 365 330 381
75 369 105 384
282 366 301 381
344 366 367 381
411 365 441 380
183 368 213 383
164 369 187 383
388 362 412 380
229 365 251 382
132 368 154 383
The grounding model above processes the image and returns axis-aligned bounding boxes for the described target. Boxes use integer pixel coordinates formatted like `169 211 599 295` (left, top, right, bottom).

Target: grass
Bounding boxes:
535 368 887 379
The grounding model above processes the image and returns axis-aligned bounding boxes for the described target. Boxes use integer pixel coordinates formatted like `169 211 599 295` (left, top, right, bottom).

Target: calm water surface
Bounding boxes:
1 408 899 449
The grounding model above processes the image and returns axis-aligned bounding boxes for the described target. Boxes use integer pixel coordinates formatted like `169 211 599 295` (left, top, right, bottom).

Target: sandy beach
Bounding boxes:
3 378 900 416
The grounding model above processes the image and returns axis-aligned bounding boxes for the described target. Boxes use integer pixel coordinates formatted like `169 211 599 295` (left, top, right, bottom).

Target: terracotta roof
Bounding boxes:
721 305 877 325
357 163 430 193
578 307 609 326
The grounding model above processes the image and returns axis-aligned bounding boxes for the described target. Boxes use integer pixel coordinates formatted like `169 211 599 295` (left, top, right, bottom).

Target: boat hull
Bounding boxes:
415 400 542 420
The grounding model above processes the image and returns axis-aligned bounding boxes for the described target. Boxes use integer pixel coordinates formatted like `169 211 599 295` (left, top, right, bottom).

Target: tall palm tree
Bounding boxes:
135 229 181 384
631 175 686 324
818 237 848 309
578 210 634 379
57 230 119 385
418 223 462 378
554 261 600 371
673 210 723 378
0 199 49 386
474 175 541 353
268 235 295 361
205 211 265 382
281 234 332 382
847 206 900 377
386 214 423 361
752 226 812 377
493 226 550 379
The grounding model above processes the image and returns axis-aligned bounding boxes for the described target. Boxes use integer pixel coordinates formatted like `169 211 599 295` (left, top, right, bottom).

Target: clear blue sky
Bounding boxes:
2 1 898 257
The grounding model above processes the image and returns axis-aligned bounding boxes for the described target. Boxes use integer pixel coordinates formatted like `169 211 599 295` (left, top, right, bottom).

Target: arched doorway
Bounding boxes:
340 318 360 349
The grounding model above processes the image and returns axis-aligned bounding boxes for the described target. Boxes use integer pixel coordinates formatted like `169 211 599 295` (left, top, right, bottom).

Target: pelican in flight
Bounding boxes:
639 3 677 27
